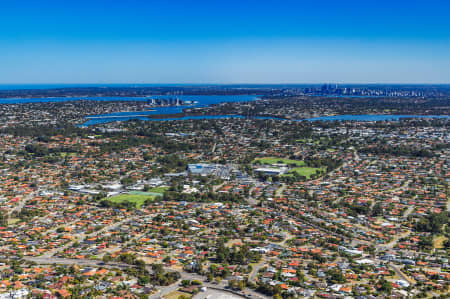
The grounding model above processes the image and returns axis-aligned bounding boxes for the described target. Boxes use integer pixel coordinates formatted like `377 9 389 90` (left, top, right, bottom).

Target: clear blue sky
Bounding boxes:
1 0 449 84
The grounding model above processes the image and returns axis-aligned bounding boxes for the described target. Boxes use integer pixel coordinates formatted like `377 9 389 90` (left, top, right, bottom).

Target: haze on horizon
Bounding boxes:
1 0 449 84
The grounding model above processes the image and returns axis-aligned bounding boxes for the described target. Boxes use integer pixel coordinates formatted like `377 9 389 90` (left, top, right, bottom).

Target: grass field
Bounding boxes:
253 157 305 166
148 186 169 194
433 236 447 249
282 167 325 179
105 194 155 208
128 186 169 197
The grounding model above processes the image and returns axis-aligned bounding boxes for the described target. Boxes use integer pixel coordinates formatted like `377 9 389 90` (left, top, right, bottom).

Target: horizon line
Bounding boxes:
1 83 450 86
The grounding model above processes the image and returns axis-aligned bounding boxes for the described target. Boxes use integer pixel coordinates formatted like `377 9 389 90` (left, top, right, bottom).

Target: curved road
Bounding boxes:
24 256 269 299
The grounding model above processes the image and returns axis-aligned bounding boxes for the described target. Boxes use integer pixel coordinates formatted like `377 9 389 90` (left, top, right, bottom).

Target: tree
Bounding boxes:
377 278 392 294
181 280 191 287
228 279 237 289
371 202 383 216
296 269 306 283
102 254 112 263
418 235 433 250
163 256 171 263
326 268 346 283
152 263 164 275
0 212 8 227
207 273 213 282
415 212 448 233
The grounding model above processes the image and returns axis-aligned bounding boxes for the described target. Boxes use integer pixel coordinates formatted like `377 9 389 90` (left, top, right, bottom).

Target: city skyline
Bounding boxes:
1 0 450 84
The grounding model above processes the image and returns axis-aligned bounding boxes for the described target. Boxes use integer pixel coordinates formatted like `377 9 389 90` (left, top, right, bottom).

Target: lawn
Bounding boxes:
105 194 155 208
59 152 77 157
253 157 305 166
8 218 20 225
282 167 325 179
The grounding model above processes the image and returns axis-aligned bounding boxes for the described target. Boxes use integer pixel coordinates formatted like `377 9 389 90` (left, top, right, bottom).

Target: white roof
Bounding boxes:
355 258 374 265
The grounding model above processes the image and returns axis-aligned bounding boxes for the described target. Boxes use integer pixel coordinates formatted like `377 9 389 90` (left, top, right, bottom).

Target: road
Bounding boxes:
389 264 416 286
246 185 258 206
194 288 245 299
376 230 412 252
150 279 268 299
390 179 412 194
274 183 286 198
213 182 226 192
24 256 130 268
248 232 292 284
8 192 36 216
403 204 415 218
149 279 183 299
248 257 267 284
41 216 137 258
294 214 356 244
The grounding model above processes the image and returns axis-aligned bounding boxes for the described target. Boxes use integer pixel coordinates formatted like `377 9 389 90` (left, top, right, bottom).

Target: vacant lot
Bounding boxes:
164 290 192 299
434 235 447 249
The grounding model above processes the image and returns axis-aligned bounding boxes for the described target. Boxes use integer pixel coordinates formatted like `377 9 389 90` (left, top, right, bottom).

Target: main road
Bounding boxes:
24 256 269 299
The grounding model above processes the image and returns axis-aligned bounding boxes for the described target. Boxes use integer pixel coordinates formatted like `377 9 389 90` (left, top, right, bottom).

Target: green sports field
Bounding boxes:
147 186 169 194
105 194 155 208
282 167 325 179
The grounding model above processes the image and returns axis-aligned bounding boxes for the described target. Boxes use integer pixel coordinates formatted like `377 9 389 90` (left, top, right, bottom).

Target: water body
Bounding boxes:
0 94 447 124
68 95 258 125
305 114 450 121
83 113 449 126
84 114 246 126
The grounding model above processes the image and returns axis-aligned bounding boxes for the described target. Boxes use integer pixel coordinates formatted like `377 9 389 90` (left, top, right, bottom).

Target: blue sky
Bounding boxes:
1 0 449 84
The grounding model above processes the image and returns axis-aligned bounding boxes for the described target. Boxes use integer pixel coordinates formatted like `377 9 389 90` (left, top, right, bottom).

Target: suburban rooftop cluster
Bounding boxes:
0 97 448 299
